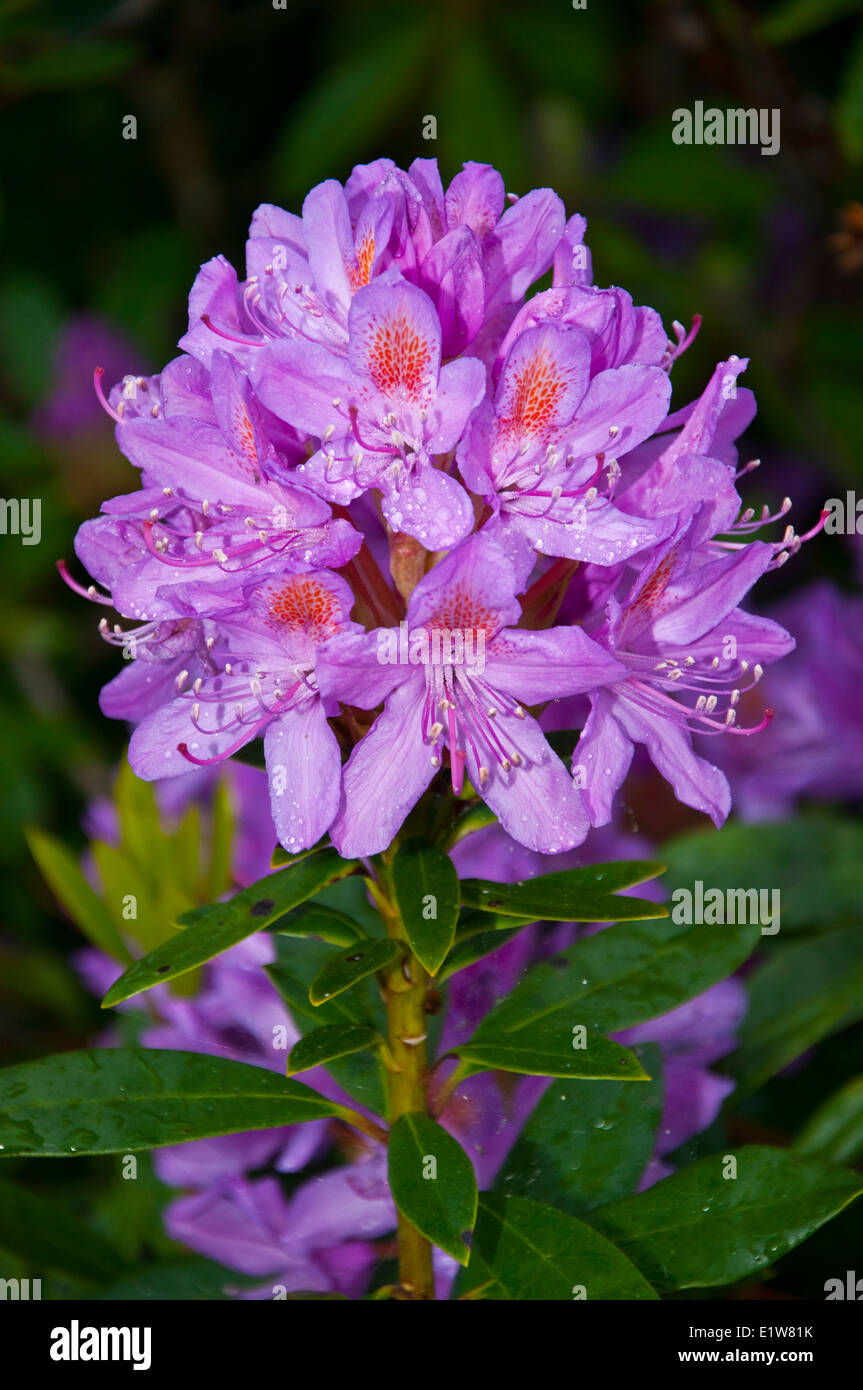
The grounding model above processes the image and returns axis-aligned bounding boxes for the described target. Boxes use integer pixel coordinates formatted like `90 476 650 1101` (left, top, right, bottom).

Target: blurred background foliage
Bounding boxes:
0 0 862 1297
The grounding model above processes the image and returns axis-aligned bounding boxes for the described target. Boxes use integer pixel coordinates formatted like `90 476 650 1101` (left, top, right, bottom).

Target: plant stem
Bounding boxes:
379 880 435 1300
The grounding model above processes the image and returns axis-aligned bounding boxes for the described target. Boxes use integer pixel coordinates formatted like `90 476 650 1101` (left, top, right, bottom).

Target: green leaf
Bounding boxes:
0 1177 127 1282
732 924 863 1094
26 827 132 963
270 837 328 869
103 849 355 1007
495 1045 663 1214
794 1077 863 1165
309 938 402 1007
392 840 460 975
97 1257 260 1301
459 861 667 922
588 1147 863 1291
453 1029 649 1081
459 1194 658 1300
437 923 531 983
270 901 365 948
442 802 498 850
464 917 760 1044
266 941 386 1115
0 1050 345 1155
287 1024 380 1077
663 813 863 933
388 1114 478 1265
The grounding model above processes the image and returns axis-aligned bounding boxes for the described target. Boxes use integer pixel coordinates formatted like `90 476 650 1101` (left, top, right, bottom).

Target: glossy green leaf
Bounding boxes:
392 840 460 975
459 861 667 923
453 1029 649 1081
388 1114 477 1265
496 1045 663 1213
732 924 863 1094
0 1050 345 1155
589 1147 863 1291
266 940 386 1115
102 849 355 1007
437 923 531 983
309 938 402 1006
794 1077 863 1165
287 1024 379 1076
0 1177 127 1282
464 917 760 1048
270 901 365 948
459 1194 658 1300
26 827 131 964
488 917 757 1037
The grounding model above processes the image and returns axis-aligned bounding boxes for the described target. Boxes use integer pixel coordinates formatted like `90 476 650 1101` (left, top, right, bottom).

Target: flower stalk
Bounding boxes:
377 864 435 1300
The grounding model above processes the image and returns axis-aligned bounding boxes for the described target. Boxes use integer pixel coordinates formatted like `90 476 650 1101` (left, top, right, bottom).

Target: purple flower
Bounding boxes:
317 534 625 855
572 520 794 828
163 1160 394 1299
252 273 484 548
706 581 863 819
128 570 358 850
457 318 673 574
76 350 360 625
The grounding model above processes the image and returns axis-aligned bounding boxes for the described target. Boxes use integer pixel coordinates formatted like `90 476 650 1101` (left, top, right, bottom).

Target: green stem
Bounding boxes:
378 874 435 1300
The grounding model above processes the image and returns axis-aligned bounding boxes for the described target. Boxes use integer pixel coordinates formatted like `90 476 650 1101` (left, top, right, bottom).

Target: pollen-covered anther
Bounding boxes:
192 702 201 721
501 758 512 772
514 705 526 719
511 752 523 767
428 721 443 739
194 532 204 550
608 425 619 438
149 508 159 521
430 755 441 767
175 669 189 691
201 500 209 515
213 549 228 564
478 766 490 786
753 664 764 682
731 689 740 706
725 709 737 727
193 678 203 694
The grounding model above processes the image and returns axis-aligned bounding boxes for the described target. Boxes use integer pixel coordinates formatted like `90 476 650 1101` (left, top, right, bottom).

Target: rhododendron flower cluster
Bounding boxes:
65 158 810 855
